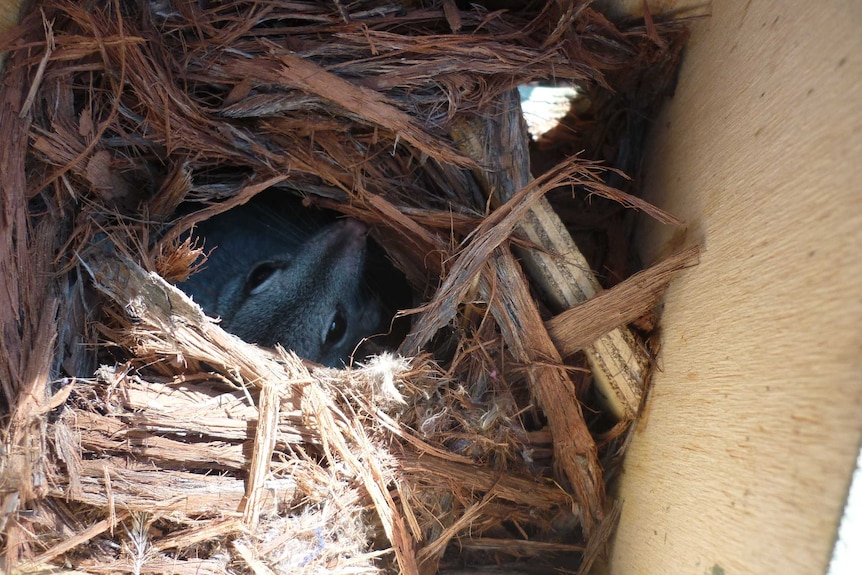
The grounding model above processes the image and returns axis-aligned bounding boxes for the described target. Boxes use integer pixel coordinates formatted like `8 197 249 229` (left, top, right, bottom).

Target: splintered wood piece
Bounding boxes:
544 246 701 356
399 451 574 510
83 246 312 393
399 160 591 356
482 248 604 535
85 249 418 574
95 376 310 446
52 459 293 516
0 40 64 564
17 510 131 568
240 378 280 529
217 53 474 169
450 90 674 419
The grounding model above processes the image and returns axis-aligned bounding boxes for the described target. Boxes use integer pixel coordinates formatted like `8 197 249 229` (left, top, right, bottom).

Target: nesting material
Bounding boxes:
0 1 696 573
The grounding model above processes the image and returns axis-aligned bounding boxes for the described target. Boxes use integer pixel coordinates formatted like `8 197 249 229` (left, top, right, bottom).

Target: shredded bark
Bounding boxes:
0 1 693 573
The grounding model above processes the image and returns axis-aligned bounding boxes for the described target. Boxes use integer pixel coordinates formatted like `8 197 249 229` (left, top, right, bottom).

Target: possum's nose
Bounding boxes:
331 218 369 250
340 218 368 236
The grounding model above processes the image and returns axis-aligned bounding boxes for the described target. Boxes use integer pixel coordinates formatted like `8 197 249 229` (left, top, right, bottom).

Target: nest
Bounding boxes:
0 1 699 573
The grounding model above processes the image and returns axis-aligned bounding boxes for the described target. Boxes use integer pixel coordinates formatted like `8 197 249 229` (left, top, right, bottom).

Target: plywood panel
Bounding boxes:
609 1 862 574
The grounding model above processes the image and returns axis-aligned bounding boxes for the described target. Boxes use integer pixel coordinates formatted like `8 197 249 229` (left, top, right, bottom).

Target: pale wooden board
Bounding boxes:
609 1 862 574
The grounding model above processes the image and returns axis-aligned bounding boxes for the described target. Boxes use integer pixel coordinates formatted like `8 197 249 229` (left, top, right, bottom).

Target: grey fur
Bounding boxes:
177 203 383 366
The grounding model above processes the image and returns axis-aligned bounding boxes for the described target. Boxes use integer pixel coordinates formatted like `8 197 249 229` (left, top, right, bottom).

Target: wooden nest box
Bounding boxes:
0 0 859 574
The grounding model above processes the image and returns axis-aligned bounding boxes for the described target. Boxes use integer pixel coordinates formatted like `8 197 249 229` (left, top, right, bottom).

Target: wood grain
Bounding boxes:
608 1 862 574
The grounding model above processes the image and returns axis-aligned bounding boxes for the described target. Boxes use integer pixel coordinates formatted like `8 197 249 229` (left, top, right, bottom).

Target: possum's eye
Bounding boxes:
324 304 348 347
245 262 280 293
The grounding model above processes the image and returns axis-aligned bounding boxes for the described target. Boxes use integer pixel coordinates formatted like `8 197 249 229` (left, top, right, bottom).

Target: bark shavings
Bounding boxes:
0 1 693 573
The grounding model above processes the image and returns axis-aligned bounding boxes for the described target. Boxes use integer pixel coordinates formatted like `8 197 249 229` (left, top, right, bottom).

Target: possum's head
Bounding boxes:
220 218 382 367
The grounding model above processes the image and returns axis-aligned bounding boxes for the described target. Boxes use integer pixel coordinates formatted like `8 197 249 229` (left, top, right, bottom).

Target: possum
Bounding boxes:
177 200 384 367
